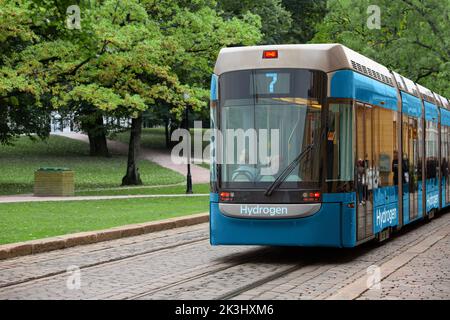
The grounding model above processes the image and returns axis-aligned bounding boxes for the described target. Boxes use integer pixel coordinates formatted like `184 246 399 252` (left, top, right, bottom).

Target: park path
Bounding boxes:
53 132 210 184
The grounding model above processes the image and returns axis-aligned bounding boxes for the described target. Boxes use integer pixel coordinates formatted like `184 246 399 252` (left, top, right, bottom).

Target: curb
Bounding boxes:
0 212 209 261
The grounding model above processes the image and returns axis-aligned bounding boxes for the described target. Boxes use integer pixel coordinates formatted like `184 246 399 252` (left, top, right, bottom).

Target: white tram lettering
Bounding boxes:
428 194 438 207
375 207 397 228
240 205 288 216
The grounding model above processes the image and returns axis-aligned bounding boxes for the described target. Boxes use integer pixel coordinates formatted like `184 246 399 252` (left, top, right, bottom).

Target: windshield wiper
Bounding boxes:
264 144 314 197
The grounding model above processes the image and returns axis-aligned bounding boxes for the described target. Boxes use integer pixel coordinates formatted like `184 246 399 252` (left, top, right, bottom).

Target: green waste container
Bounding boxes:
34 167 74 197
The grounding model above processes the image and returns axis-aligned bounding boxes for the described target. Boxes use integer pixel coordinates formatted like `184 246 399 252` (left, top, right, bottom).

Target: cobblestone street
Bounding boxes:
0 212 449 300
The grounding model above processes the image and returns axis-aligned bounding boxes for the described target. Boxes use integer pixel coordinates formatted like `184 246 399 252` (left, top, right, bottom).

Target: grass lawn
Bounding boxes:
76 183 210 196
114 127 168 150
113 127 210 155
0 196 209 244
0 135 184 195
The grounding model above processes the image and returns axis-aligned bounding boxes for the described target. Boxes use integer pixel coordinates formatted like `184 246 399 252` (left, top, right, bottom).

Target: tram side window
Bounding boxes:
446 127 449 175
326 103 354 186
441 125 449 181
210 98 218 189
446 126 450 204
402 115 410 184
373 107 397 186
426 120 439 180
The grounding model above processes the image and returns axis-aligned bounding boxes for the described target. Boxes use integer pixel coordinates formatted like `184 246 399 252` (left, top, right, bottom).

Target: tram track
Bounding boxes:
129 213 450 300
124 237 361 300
0 236 209 290
125 247 279 300
127 248 344 300
215 264 309 300
0 235 273 297
1 212 449 300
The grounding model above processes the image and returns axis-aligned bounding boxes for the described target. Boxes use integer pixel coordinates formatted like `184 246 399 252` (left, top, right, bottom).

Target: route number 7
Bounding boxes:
265 73 278 93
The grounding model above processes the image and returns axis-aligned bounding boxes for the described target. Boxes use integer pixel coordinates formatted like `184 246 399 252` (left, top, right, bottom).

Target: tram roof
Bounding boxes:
214 44 448 106
214 44 393 84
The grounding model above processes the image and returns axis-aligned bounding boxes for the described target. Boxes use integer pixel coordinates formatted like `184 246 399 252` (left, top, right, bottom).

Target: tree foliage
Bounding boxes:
217 0 328 45
218 0 291 44
281 0 327 44
312 0 449 96
0 0 53 144
0 0 262 147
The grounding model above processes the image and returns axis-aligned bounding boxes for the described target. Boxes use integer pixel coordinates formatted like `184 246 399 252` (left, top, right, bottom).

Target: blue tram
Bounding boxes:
209 44 449 247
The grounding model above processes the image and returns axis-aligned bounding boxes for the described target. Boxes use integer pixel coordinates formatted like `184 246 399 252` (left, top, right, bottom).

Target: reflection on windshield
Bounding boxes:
222 102 321 184
219 69 326 188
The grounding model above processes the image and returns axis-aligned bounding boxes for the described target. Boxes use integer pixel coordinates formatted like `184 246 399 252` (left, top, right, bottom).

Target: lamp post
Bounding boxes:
184 92 193 194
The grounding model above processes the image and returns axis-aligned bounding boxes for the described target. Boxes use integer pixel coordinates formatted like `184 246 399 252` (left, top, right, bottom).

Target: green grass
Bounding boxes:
75 183 210 196
113 127 168 150
0 196 208 244
112 127 210 154
0 135 185 195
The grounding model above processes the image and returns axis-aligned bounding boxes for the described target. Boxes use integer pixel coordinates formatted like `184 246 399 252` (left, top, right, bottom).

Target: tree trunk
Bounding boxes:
122 114 143 186
84 112 110 157
87 131 109 157
165 118 170 149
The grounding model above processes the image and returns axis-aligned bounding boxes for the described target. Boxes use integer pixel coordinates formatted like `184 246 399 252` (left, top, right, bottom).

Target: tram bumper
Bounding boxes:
209 193 356 248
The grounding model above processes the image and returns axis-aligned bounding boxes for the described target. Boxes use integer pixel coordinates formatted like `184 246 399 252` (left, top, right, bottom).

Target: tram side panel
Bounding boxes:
330 70 401 240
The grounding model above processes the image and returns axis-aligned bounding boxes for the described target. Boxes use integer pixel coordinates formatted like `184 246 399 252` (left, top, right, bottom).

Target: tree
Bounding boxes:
0 96 51 145
78 107 111 157
218 0 291 44
122 113 143 185
0 0 112 153
216 0 329 45
312 0 449 97
51 0 260 185
1 0 262 185
281 0 328 44
0 0 52 144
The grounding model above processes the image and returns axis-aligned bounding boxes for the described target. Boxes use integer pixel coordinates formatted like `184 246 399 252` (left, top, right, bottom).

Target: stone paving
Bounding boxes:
0 212 449 300
358 230 450 300
0 224 208 287
229 217 450 300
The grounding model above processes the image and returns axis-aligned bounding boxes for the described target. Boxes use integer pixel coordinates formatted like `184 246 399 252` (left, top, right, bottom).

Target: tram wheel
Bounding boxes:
376 228 391 243
426 209 436 222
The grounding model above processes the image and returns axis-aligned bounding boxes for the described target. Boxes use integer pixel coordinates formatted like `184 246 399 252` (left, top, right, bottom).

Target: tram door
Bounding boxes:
410 117 420 220
402 116 410 221
356 103 374 241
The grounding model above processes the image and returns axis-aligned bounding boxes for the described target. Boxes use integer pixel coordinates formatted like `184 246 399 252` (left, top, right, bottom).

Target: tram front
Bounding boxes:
209 45 351 247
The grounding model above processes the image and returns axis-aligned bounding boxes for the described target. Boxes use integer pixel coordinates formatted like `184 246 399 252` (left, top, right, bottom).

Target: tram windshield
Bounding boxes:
219 69 327 189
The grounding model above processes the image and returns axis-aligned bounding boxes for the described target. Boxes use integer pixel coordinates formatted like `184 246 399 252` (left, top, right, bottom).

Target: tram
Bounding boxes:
209 44 449 247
